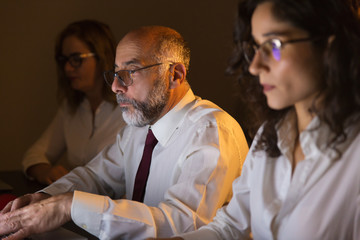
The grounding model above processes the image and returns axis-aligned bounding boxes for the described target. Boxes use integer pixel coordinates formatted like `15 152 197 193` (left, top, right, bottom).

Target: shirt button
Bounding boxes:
81 224 87 229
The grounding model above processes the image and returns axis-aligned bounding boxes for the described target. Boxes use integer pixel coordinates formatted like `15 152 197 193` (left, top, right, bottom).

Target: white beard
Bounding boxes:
117 76 170 127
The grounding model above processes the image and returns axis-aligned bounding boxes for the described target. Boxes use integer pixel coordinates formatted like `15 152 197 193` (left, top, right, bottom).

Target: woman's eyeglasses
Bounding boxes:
243 37 315 63
56 52 96 68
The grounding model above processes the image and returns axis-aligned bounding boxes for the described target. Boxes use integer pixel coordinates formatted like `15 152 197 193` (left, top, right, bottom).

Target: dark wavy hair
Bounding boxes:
55 19 117 113
227 0 360 157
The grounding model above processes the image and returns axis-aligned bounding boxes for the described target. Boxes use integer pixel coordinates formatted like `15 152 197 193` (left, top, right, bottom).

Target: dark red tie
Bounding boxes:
132 128 158 202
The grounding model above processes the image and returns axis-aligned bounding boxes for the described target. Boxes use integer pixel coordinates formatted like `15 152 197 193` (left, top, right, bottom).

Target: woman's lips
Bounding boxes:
262 84 275 92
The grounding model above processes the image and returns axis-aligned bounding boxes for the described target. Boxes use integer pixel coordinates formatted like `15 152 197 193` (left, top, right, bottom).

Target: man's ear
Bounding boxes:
169 63 186 89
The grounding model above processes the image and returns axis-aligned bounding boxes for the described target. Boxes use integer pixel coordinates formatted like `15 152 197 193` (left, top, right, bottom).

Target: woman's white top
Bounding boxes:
22 99 125 173
181 111 360 240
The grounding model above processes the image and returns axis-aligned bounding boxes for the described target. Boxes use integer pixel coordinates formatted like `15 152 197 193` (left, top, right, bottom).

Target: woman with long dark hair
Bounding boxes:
160 0 360 239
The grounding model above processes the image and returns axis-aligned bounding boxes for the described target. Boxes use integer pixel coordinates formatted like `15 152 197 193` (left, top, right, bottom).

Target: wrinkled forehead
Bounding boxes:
115 33 155 69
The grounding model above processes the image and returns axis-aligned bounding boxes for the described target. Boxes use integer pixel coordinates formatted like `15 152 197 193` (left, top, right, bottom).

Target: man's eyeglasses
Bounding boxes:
103 63 163 87
56 52 96 68
243 37 315 63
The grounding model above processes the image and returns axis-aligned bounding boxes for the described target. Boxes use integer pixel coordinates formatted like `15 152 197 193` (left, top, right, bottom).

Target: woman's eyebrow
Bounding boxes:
262 29 293 37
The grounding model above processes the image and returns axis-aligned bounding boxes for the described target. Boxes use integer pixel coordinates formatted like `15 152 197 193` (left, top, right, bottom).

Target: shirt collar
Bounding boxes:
150 89 196 146
276 110 360 161
300 113 360 161
276 109 331 160
276 109 298 161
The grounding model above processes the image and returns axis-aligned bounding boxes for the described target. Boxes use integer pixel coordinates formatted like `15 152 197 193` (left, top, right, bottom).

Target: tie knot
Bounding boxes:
145 129 158 146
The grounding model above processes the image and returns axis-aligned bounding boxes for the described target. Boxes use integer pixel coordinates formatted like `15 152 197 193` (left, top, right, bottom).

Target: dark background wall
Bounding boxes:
0 0 246 171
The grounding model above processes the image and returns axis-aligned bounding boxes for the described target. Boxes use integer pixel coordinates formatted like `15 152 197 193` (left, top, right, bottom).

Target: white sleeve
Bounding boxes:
354 194 360 239
178 133 262 240
41 136 126 199
70 120 249 239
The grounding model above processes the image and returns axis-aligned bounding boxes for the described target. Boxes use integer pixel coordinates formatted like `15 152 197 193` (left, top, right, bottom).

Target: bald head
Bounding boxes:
119 26 190 71
126 26 181 42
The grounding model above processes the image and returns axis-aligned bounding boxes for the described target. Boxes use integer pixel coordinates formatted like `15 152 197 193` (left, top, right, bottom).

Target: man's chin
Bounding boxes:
119 104 134 113
119 106 128 112
122 111 144 127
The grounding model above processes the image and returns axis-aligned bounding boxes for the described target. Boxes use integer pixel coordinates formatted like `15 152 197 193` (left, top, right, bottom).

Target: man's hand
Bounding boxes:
0 192 73 240
1 192 50 214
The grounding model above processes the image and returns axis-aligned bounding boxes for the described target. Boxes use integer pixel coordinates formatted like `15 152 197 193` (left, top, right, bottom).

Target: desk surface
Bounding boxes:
0 171 98 240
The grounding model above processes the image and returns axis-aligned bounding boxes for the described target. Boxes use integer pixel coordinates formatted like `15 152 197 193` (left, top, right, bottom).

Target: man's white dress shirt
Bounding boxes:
181 111 360 240
22 99 125 172
42 89 249 239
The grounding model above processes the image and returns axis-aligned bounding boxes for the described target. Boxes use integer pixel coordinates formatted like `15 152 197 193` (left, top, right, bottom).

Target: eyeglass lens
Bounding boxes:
103 63 164 87
244 40 282 63
56 53 94 68
68 55 84 67
103 70 133 87
269 40 281 61
56 55 82 68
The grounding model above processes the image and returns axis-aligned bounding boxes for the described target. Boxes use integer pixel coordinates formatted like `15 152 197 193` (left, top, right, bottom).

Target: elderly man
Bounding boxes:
0 26 248 239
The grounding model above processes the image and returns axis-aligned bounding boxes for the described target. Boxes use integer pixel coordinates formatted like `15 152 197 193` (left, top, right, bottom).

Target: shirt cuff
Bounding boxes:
71 190 105 237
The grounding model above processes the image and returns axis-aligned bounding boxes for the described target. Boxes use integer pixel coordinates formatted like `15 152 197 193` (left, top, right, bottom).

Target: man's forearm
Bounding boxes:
0 192 73 239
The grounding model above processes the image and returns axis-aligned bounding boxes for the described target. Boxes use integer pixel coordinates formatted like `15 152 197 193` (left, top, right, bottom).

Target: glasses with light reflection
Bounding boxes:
103 63 164 87
244 37 315 63
56 52 96 68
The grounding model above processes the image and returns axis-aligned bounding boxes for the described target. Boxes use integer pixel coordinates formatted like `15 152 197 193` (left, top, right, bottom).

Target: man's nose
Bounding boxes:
111 78 127 94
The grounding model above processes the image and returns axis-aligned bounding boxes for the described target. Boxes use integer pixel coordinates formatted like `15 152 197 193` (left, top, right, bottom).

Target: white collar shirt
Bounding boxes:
181 110 360 240
22 99 125 173
42 89 249 239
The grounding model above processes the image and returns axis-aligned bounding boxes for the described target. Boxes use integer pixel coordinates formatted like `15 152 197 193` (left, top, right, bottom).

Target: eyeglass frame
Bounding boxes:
103 62 165 87
56 52 96 68
244 37 316 63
